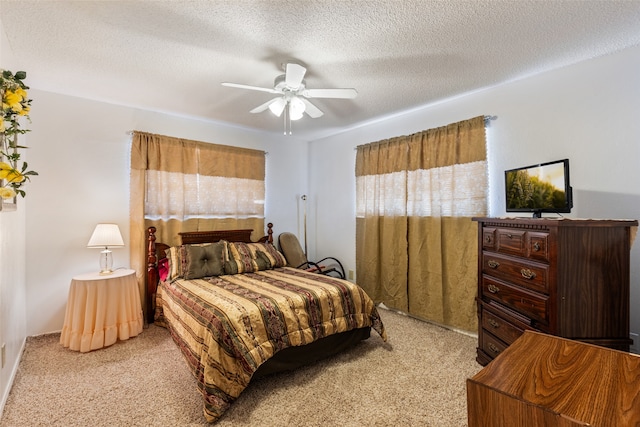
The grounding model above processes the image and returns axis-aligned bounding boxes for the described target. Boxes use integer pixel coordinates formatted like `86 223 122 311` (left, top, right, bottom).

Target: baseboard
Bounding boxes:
377 303 478 339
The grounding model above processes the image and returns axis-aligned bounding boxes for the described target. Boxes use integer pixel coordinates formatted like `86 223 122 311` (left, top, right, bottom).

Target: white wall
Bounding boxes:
24 91 308 336
0 16 28 414
309 45 640 350
0 202 27 413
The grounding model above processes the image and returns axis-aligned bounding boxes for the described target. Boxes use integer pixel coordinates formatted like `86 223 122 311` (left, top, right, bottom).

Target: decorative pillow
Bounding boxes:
248 242 287 268
224 241 265 274
223 241 288 274
158 257 169 282
183 242 225 279
164 246 185 281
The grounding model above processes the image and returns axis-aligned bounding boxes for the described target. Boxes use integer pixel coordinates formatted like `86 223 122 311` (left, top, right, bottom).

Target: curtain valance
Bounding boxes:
131 131 265 179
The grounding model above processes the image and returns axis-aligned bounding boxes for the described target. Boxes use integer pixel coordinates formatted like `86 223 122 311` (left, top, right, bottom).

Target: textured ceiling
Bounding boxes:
2 0 640 140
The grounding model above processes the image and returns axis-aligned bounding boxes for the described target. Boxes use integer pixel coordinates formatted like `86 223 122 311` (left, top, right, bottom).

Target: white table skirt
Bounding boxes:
60 268 143 352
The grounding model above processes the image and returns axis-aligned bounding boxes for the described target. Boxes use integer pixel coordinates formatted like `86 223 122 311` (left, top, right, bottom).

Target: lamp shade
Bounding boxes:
87 223 124 248
87 224 124 275
289 97 305 120
268 97 287 117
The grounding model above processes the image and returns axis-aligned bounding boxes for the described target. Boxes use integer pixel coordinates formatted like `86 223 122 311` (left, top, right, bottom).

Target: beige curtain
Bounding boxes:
130 131 265 319
356 116 487 332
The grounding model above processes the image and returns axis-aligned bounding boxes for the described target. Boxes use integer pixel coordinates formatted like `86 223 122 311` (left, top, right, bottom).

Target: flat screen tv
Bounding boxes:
505 158 573 218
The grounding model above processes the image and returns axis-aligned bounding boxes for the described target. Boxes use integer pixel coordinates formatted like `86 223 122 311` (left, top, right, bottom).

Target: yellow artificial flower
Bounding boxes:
4 90 22 105
0 116 4 132
4 91 23 113
7 170 25 183
14 87 27 99
0 162 24 183
0 162 11 178
19 105 30 116
0 187 16 200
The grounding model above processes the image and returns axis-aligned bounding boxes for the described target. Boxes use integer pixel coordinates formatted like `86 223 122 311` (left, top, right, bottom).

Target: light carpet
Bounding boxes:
0 308 483 426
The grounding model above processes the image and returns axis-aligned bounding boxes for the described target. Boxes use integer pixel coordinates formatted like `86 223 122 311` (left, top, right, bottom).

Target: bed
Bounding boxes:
145 223 387 423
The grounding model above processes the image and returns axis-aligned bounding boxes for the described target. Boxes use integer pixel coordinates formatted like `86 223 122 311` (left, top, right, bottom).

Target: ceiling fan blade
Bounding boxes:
222 82 279 94
303 88 358 99
285 63 306 89
300 98 324 118
250 98 279 114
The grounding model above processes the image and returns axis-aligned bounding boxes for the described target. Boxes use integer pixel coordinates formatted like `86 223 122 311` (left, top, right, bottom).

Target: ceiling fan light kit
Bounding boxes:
222 62 357 135
267 97 286 117
288 96 305 121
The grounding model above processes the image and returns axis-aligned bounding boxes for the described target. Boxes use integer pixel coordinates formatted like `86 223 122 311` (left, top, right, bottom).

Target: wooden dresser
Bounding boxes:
467 330 640 426
472 217 638 366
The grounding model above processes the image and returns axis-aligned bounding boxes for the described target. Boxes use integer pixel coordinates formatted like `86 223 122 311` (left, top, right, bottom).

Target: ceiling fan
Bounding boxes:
222 63 357 134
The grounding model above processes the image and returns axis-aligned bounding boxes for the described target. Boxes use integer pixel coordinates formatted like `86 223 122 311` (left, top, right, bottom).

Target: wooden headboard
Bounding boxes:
145 223 274 324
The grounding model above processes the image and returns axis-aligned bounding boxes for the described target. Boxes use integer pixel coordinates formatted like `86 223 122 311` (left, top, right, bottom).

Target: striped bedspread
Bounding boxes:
157 266 386 423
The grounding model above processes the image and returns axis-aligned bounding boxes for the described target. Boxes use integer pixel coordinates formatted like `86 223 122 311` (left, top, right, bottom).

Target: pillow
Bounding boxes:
223 241 288 274
164 246 186 281
165 243 226 280
224 241 265 274
158 257 169 282
183 242 225 279
248 242 287 268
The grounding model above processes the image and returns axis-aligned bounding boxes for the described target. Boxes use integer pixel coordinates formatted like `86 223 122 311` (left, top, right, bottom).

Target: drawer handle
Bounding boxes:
488 318 500 328
487 284 500 294
487 260 500 268
506 233 513 238
485 235 492 243
521 269 536 280
488 343 500 354
533 242 540 252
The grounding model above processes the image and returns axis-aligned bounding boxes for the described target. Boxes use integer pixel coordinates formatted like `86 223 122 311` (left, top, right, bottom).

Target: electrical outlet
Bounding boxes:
348 270 354 280
1 343 5 368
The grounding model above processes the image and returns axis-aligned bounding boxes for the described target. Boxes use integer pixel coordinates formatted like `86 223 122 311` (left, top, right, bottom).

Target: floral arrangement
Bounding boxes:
1 69 37 200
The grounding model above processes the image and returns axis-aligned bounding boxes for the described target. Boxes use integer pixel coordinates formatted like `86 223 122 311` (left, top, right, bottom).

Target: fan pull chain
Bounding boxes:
284 102 292 135
283 105 287 135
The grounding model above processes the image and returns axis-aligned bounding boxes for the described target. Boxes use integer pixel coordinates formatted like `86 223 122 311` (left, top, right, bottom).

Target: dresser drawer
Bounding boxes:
527 231 550 262
480 330 507 359
481 303 529 345
493 228 550 262
482 227 496 250
481 276 549 325
496 228 527 256
482 252 549 294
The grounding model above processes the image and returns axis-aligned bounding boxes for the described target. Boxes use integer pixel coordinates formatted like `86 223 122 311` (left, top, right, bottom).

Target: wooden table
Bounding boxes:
60 269 143 352
467 330 640 426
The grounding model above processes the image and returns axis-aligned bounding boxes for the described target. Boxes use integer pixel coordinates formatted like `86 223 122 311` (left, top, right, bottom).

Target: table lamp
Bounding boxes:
87 223 124 275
